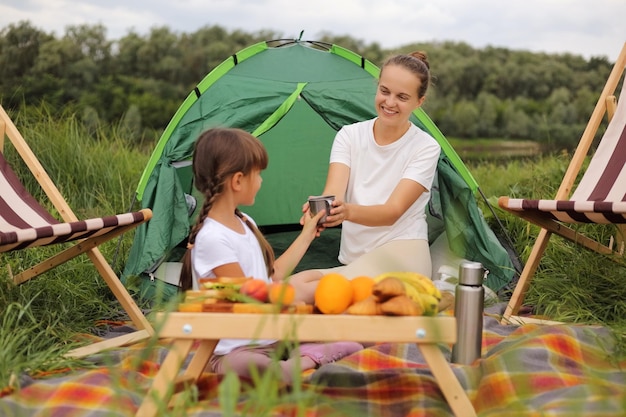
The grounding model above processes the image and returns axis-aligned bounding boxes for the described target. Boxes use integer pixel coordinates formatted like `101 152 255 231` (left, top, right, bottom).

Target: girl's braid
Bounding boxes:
187 175 221 247
179 175 222 290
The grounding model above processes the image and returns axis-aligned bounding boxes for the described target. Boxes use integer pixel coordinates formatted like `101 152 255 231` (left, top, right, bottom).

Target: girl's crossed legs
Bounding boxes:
209 341 363 384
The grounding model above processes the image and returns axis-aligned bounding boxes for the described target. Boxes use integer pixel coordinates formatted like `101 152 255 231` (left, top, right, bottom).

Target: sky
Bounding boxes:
1 0 625 61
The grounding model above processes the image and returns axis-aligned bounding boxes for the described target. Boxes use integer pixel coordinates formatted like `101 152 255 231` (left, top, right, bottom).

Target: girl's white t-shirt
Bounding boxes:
191 214 275 355
329 118 441 265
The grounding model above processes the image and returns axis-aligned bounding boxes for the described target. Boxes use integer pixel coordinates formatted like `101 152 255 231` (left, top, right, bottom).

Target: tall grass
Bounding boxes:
0 105 150 390
8 104 145 215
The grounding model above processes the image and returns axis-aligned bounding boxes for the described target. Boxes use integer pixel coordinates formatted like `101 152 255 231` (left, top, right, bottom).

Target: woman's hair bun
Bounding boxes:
410 51 430 69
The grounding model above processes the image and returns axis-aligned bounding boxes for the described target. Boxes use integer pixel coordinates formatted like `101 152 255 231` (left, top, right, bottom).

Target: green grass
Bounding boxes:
0 301 86 385
447 137 543 160
2 108 626 413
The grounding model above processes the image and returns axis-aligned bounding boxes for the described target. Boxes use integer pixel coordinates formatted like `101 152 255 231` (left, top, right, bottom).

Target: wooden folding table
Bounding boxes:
136 312 475 417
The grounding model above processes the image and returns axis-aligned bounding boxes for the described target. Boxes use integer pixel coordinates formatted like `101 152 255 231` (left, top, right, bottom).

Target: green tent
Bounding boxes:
123 38 516 294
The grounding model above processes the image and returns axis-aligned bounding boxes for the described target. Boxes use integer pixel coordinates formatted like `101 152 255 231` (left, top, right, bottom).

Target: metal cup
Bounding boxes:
308 195 335 224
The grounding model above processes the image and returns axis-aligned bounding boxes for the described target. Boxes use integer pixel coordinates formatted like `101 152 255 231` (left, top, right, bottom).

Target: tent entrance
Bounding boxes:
248 97 337 226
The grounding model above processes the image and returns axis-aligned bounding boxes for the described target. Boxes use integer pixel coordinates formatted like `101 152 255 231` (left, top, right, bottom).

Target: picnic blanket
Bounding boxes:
2 303 626 416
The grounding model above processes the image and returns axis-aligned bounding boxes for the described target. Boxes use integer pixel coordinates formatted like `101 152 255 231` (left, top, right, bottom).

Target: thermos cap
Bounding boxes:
458 261 485 286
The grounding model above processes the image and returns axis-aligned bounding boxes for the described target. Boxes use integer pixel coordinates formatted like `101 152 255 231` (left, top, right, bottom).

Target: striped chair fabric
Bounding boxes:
499 80 626 224
0 153 150 252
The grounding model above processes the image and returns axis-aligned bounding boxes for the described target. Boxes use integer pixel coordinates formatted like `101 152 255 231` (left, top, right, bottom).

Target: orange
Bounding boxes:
314 273 353 314
350 276 376 303
268 282 295 305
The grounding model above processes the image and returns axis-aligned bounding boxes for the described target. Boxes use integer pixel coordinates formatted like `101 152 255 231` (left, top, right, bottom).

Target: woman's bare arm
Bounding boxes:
325 178 427 227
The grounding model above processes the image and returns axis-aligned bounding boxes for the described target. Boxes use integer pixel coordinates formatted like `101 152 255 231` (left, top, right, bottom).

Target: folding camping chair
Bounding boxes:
498 42 626 323
0 105 154 357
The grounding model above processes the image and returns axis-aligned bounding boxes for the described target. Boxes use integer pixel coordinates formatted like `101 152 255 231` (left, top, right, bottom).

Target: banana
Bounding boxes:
372 271 447 316
411 288 427 312
374 272 441 301
406 272 441 299
417 292 440 316
401 281 423 304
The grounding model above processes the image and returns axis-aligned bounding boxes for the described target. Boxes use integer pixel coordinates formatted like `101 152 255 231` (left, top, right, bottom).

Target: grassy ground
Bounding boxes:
2 111 626 410
448 137 543 160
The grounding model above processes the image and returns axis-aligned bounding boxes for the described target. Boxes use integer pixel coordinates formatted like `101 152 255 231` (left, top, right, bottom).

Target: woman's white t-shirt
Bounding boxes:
191 214 275 355
329 118 441 265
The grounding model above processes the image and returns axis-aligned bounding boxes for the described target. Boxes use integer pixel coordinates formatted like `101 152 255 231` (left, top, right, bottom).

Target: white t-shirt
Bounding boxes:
329 118 440 265
191 214 275 355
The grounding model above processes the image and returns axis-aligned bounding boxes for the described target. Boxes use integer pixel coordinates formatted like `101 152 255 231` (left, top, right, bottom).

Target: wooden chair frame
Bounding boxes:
500 42 626 324
0 105 154 357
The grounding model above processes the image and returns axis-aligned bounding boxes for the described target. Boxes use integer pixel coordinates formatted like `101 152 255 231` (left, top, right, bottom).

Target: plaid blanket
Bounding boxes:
2 304 626 416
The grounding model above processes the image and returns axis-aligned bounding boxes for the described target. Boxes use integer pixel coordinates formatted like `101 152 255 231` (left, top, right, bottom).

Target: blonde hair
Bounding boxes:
381 51 431 99
179 128 275 290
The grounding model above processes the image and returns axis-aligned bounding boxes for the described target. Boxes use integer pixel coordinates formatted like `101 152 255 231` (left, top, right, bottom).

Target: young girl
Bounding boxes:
291 51 441 303
179 128 362 383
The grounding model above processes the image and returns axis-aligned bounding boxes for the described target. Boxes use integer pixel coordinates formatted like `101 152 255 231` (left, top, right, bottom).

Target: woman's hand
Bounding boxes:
323 198 348 228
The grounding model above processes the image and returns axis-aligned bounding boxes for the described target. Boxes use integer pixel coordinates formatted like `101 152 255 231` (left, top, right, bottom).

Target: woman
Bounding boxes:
291 51 441 303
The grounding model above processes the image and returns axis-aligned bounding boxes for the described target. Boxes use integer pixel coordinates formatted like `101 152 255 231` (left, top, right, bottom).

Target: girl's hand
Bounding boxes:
299 200 311 226
302 209 326 239
300 199 326 235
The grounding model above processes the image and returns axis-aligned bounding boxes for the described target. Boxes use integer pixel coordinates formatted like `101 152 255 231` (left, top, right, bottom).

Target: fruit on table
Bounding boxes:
178 276 310 313
416 292 440 316
239 278 269 302
344 272 444 317
268 282 295 305
374 271 441 299
314 272 353 314
350 276 376 303
373 272 442 316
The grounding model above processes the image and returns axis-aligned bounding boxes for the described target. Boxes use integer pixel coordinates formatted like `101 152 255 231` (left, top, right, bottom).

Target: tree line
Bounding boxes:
0 21 616 150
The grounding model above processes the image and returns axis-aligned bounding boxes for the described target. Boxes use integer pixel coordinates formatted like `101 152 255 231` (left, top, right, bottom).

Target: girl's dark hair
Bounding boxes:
381 51 431 99
179 128 275 290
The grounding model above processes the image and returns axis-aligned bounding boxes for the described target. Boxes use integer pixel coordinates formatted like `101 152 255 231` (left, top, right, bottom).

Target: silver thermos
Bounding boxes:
451 261 486 365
